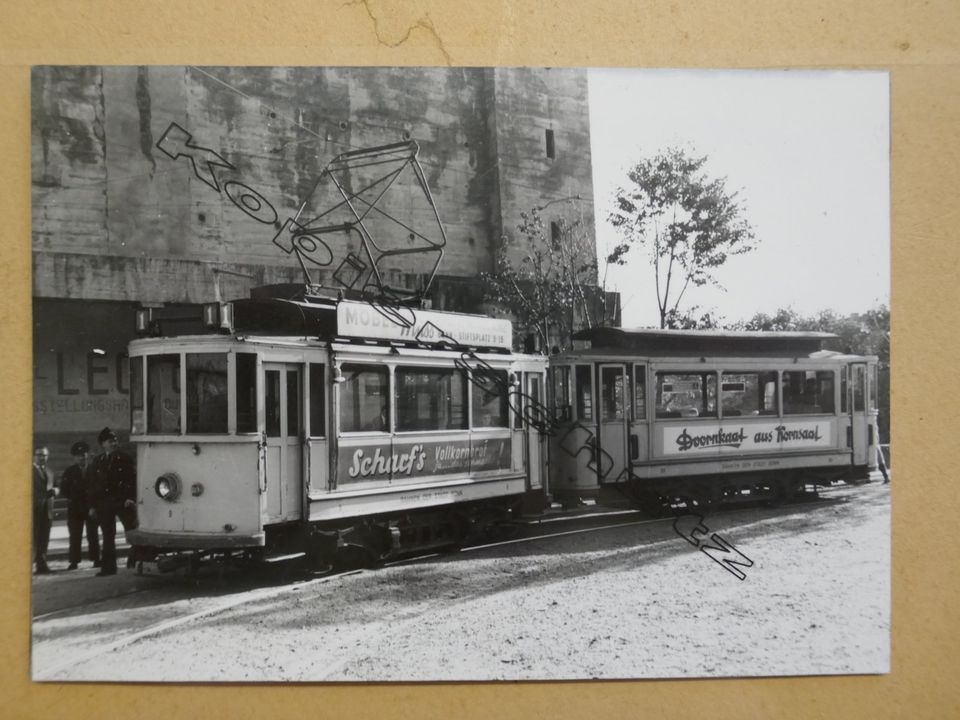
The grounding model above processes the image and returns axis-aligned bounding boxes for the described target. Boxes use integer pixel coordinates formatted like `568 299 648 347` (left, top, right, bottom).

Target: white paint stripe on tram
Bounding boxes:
35 569 365 681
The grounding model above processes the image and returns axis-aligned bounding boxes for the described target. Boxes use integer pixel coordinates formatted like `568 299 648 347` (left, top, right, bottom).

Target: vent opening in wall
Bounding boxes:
550 221 561 247
545 129 555 159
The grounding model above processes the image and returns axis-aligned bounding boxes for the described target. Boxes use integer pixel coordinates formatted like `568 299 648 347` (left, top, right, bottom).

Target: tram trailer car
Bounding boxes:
548 327 880 512
125 286 549 568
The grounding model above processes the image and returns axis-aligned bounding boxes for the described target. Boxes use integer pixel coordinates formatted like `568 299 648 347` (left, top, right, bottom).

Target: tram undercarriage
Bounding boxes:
612 465 855 516
133 496 525 574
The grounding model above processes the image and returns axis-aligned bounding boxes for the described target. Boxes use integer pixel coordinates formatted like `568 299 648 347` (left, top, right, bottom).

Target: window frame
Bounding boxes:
308 362 327 439
553 365 572 423
130 356 145 435
633 364 646 421
654 370 719 420
338 362 392 436
469 366 511 430
146 352 183 435
575 364 595 422
599 364 628 423
235 352 259 435
719 370 779 419
394 364 469 434
185 352 230 435
781 369 837 416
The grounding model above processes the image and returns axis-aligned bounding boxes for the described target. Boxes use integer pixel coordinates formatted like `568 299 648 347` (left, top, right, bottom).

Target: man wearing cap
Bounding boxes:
59 441 100 570
86 428 136 576
32 447 55 574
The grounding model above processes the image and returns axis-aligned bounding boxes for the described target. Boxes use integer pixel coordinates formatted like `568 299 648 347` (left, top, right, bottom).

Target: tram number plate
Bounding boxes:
719 459 782 471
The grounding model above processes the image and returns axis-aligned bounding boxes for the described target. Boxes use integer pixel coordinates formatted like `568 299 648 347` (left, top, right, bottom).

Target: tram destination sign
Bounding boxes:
662 420 834 456
336 301 513 350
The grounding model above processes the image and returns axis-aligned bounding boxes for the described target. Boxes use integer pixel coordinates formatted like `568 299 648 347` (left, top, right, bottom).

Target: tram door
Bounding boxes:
848 362 869 466
598 364 629 484
525 373 545 492
263 363 303 523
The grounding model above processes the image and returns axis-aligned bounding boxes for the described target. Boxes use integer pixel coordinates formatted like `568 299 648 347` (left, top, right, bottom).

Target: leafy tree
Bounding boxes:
737 305 891 443
739 306 890 362
663 305 725 330
609 147 756 328
481 208 607 352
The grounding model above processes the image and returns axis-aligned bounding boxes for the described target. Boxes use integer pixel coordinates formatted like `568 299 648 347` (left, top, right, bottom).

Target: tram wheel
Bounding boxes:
636 491 668 518
333 544 380 571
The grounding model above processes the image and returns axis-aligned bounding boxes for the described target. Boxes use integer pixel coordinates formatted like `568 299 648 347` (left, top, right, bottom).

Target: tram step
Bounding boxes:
263 551 307 563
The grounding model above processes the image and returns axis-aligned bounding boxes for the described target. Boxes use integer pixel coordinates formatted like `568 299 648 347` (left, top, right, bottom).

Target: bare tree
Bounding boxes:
482 207 606 351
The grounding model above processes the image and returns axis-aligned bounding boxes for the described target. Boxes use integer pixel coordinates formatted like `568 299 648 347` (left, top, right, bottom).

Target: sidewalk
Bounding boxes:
46 519 130 561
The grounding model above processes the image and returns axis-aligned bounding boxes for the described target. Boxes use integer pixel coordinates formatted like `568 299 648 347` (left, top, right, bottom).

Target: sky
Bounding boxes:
587 69 890 328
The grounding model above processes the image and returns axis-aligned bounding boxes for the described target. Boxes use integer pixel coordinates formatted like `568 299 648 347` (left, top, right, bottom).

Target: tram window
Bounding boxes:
130 357 144 434
600 367 626 421
852 365 866 412
286 371 300 437
869 364 878 412
819 371 836 413
783 370 835 415
147 354 181 434
655 372 717 418
236 353 257 433
265 370 281 437
841 366 848 413
553 366 572 421
395 366 467 432
633 366 646 420
308 364 326 437
341 364 389 433
471 368 509 428
513 374 523 430
721 372 778 416
186 354 228 434
575 365 593 421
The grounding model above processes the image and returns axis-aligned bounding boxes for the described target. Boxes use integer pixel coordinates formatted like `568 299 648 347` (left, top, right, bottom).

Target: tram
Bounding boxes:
125 285 549 567
547 327 880 511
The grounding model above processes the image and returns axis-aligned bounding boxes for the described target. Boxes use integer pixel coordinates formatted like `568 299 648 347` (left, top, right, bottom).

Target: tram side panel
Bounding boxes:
133 441 264 549
306 351 544 527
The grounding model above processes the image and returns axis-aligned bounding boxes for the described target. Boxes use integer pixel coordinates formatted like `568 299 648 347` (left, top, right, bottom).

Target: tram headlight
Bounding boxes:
155 473 182 502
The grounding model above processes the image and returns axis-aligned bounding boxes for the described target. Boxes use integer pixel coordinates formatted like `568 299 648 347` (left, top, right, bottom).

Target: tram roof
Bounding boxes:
571 327 839 356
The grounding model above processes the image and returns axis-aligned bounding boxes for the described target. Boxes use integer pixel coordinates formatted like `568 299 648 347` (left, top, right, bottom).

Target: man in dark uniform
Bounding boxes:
86 428 136 576
32 447 55 574
59 440 101 570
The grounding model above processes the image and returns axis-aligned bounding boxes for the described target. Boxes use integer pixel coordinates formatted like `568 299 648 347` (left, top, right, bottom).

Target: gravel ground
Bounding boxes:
33 483 889 682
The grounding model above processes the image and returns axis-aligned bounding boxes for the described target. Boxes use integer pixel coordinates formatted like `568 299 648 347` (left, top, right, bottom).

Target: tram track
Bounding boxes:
33 488 853 681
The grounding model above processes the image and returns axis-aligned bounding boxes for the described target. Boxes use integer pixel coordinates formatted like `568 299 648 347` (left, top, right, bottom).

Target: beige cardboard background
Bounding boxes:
2 1 957 717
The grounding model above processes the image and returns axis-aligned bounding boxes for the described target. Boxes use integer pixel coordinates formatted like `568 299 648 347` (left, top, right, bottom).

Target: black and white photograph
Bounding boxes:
30 65 890 682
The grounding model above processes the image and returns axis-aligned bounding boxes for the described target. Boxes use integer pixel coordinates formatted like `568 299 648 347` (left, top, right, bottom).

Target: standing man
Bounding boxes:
32 447 55 575
86 428 136 577
59 441 101 570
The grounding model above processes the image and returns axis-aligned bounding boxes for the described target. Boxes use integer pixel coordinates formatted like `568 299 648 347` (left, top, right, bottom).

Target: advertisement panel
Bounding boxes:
337 301 512 350
337 436 512 485
661 420 834 456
